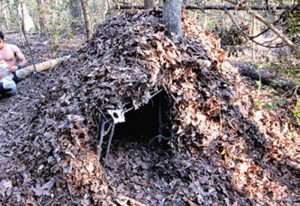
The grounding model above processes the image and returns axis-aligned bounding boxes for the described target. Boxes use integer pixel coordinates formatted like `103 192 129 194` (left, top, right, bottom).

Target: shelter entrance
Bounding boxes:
113 91 172 147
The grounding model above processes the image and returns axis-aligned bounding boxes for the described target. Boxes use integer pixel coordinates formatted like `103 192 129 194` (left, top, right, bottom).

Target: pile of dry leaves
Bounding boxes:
0 9 299 205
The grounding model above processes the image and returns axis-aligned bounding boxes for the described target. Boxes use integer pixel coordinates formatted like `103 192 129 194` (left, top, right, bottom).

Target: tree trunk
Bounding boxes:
163 0 182 37
0 2 8 30
103 0 110 20
80 0 93 41
36 0 47 34
69 0 82 31
144 0 155 9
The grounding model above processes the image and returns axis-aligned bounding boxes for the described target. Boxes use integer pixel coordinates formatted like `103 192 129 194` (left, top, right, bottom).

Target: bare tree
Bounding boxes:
69 0 82 31
0 1 9 30
163 0 182 37
224 0 300 58
144 0 155 9
36 0 47 34
80 0 93 40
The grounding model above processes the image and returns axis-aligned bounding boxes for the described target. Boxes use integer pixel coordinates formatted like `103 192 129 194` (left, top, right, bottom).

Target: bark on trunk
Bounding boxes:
80 0 93 41
0 2 9 30
36 0 47 34
69 0 82 31
144 0 155 9
163 0 182 37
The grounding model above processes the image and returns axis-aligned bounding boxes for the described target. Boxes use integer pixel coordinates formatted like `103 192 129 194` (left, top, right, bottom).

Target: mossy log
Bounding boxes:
233 61 299 93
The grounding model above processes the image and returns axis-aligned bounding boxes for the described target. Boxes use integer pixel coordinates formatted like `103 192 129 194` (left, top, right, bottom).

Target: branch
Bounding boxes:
117 4 295 10
224 0 300 57
224 10 285 49
105 121 115 161
248 4 299 40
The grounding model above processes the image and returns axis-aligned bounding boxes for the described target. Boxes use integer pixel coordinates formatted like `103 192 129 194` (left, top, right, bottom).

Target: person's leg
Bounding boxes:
0 79 17 99
12 72 21 84
0 82 13 99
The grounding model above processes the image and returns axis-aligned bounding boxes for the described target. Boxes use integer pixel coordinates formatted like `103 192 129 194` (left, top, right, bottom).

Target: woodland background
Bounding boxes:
0 0 299 82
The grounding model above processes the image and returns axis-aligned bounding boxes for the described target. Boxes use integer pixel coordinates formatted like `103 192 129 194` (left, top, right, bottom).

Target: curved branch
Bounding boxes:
224 10 286 49
225 0 300 57
249 4 299 40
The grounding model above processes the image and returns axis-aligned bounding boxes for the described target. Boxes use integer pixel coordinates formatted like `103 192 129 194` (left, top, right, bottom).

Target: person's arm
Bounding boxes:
12 45 27 67
7 45 27 72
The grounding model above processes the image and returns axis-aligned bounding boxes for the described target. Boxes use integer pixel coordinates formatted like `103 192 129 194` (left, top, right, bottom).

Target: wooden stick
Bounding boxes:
15 55 71 80
105 121 115 161
97 115 112 161
224 9 285 49
97 117 105 161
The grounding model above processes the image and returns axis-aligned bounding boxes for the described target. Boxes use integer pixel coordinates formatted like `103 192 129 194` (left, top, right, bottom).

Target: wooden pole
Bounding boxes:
16 55 71 80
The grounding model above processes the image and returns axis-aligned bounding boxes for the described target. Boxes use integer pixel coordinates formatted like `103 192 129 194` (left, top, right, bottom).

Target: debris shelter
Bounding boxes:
0 9 299 206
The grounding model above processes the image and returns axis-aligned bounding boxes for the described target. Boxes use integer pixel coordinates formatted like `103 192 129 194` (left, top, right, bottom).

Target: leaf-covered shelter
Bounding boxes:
0 10 299 205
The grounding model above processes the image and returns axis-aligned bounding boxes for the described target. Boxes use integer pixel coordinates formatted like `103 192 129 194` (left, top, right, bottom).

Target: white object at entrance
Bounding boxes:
107 109 126 124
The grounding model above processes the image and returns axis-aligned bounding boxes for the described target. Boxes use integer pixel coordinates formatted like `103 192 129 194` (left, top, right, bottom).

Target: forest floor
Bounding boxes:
0 33 82 182
0 10 299 206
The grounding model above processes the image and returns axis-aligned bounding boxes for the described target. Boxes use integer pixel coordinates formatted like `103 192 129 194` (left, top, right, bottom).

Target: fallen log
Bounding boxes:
16 55 71 80
117 4 295 10
233 61 299 93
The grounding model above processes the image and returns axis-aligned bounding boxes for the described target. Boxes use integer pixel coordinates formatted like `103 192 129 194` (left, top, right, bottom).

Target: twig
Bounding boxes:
219 112 223 132
103 122 113 136
225 0 300 55
44 194 65 206
262 36 280 44
97 112 115 161
149 88 163 98
224 9 286 49
148 135 170 145
280 85 299 98
125 107 133 113
248 4 299 40
163 84 178 103
158 97 163 143
67 183 74 202
105 121 115 161
97 116 105 161
98 163 111 185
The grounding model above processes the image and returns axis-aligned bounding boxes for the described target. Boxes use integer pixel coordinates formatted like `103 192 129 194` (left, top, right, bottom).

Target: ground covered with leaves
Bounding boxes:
0 9 299 206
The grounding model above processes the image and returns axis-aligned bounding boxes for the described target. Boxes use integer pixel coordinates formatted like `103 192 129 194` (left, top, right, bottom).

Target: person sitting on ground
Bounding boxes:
0 31 27 99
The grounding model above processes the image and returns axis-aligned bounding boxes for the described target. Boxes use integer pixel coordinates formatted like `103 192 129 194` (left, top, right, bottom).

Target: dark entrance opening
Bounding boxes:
113 90 173 148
